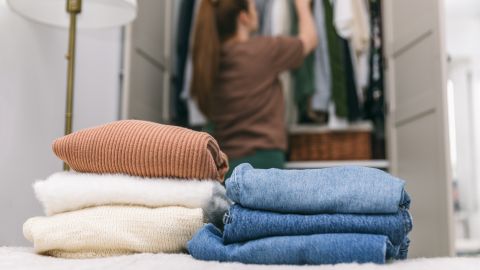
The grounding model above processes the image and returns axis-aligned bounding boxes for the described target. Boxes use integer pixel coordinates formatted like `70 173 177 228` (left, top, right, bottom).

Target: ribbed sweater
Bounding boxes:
52 120 229 181
23 206 204 258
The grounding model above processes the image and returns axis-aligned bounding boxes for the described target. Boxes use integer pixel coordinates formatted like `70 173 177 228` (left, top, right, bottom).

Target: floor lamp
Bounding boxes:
6 0 137 170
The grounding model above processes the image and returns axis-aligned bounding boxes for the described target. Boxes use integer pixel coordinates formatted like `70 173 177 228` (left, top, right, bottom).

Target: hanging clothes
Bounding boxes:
257 0 296 125
270 0 296 125
333 0 371 103
294 53 316 123
256 0 274 35
365 0 385 159
353 0 371 99
334 0 370 54
173 0 196 126
181 0 208 127
342 38 362 121
255 0 270 33
311 0 332 114
271 0 291 35
290 0 316 123
324 0 348 118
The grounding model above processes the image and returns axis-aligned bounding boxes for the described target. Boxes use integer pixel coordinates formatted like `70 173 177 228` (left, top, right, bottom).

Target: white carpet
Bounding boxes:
1 247 479 270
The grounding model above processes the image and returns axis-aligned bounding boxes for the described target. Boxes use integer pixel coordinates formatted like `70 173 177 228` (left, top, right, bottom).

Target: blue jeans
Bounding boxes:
188 224 396 265
223 204 412 248
226 164 410 214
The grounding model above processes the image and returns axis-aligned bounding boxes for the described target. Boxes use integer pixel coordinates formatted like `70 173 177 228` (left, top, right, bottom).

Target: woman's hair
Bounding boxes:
191 0 250 118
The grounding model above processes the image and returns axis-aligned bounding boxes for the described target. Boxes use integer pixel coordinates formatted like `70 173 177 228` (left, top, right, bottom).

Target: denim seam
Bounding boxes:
399 210 412 259
223 211 231 225
402 211 407 236
399 189 405 210
399 239 409 251
382 240 387 262
398 238 410 259
399 189 410 210
401 210 413 236
229 208 237 243
230 167 242 204
222 209 234 244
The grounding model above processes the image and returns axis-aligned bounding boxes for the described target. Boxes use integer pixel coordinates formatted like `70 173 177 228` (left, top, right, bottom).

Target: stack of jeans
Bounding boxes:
188 164 412 265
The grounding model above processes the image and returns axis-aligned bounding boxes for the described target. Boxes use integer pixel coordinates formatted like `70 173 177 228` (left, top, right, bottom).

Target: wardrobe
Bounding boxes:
122 0 453 258
121 0 174 123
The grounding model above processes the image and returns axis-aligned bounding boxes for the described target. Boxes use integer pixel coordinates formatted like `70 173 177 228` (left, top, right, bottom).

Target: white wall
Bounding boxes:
445 0 480 240
0 0 122 245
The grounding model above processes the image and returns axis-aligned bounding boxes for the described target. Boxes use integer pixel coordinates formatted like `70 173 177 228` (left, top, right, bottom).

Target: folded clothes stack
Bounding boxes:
23 120 230 258
188 163 412 265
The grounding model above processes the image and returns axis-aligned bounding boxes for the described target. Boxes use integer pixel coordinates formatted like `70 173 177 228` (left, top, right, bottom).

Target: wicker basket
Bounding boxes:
288 123 372 161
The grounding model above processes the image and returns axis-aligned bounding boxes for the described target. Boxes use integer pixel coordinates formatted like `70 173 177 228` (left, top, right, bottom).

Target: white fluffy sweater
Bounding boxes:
23 206 204 258
34 172 230 227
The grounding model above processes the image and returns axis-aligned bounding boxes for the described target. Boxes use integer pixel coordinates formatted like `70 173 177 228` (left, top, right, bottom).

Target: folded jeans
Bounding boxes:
223 204 412 248
188 224 396 265
226 164 410 214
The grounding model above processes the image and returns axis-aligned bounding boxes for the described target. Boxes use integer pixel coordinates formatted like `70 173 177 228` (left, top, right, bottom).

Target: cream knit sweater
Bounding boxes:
33 172 230 227
23 206 204 258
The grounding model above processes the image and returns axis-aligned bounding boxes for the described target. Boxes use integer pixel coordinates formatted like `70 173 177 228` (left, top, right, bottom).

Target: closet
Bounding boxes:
122 0 453 258
121 0 173 123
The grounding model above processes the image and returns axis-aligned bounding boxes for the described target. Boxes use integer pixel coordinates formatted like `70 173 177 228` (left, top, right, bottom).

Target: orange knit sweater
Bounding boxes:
53 120 229 181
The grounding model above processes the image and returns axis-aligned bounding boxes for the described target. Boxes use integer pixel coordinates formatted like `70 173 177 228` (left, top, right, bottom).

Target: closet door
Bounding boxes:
122 0 173 122
383 0 454 257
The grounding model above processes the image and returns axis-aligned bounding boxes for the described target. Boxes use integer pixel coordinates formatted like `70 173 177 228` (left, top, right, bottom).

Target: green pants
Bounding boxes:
226 149 285 179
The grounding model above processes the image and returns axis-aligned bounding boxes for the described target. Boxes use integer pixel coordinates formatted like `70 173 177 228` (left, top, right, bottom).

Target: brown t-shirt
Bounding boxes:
210 36 304 159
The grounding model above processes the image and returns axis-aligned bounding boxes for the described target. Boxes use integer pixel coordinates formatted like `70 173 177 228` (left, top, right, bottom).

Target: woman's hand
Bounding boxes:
294 0 312 9
295 0 318 55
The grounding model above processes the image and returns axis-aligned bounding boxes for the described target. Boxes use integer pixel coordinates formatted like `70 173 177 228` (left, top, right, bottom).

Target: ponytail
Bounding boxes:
191 0 220 118
191 0 250 118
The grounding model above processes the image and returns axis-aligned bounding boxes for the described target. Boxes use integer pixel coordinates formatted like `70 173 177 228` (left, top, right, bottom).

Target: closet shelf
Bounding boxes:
289 121 373 134
285 160 390 169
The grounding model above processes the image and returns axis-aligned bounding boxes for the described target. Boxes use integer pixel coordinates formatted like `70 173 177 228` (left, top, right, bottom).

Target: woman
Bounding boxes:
192 0 317 177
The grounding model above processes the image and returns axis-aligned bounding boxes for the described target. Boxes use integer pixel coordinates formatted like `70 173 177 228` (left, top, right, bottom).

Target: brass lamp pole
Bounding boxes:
63 0 82 171
6 0 138 171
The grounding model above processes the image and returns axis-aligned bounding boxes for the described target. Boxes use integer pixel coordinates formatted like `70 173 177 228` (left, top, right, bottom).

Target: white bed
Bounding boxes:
1 247 479 270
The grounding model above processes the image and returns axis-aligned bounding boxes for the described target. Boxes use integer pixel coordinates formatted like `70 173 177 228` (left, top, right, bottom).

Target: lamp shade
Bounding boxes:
6 0 137 29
